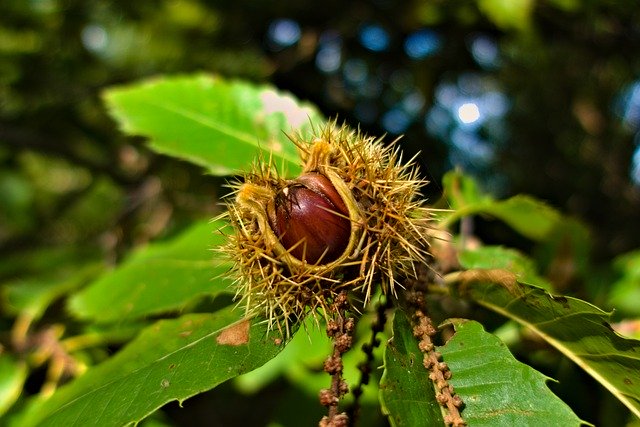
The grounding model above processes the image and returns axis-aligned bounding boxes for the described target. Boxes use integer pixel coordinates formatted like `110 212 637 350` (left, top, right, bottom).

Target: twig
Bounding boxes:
319 291 354 427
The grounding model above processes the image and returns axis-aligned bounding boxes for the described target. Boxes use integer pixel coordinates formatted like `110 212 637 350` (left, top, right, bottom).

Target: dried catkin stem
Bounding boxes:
319 292 354 427
406 291 466 427
347 297 391 423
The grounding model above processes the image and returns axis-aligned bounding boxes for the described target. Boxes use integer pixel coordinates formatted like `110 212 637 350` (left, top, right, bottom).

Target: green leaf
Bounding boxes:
2 263 103 319
15 307 288 427
380 311 582 426
234 316 331 395
477 0 534 31
103 74 325 176
457 276 640 419
52 177 124 239
441 170 491 211
548 0 579 11
380 310 445 426
610 250 640 316
439 319 583 426
0 354 27 417
534 217 592 283
0 245 100 279
61 322 148 355
440 171 561 241
458 245 552 290
484 195 562 241
236 312 381 405
69 220 231 323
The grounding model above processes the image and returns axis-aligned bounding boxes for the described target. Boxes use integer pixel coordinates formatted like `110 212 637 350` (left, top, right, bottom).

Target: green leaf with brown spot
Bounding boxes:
14 307 289 427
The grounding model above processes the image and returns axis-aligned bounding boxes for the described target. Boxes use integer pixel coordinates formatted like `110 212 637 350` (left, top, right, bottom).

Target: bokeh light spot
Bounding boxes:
316 46 341 73
267 19 301 49
381 108 411 134
343 58 368 85
632 146 640 186
316 31 342 74
359 24 390 52
470 35 499 68
81 24 108 52
404 29 441 59
615 81 640 130
425 105 451 139
457 102 481 124
402 92 425 116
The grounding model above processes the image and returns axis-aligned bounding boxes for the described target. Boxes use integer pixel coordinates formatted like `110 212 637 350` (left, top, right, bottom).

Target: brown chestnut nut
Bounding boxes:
268 172 350 264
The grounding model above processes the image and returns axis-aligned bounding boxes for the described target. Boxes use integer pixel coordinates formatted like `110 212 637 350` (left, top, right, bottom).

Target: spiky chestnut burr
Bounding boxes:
221 121 432 335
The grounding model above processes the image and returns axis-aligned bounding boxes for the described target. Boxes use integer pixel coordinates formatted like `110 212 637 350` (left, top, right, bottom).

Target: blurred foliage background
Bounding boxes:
2 0 640 425
2 0 640 261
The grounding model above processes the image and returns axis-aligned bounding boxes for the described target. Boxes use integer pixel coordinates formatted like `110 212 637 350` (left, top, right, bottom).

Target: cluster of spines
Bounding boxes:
222 121 432 336
303 124 432 300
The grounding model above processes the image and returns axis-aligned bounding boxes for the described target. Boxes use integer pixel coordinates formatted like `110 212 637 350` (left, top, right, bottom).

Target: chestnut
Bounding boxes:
268 172 351 264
